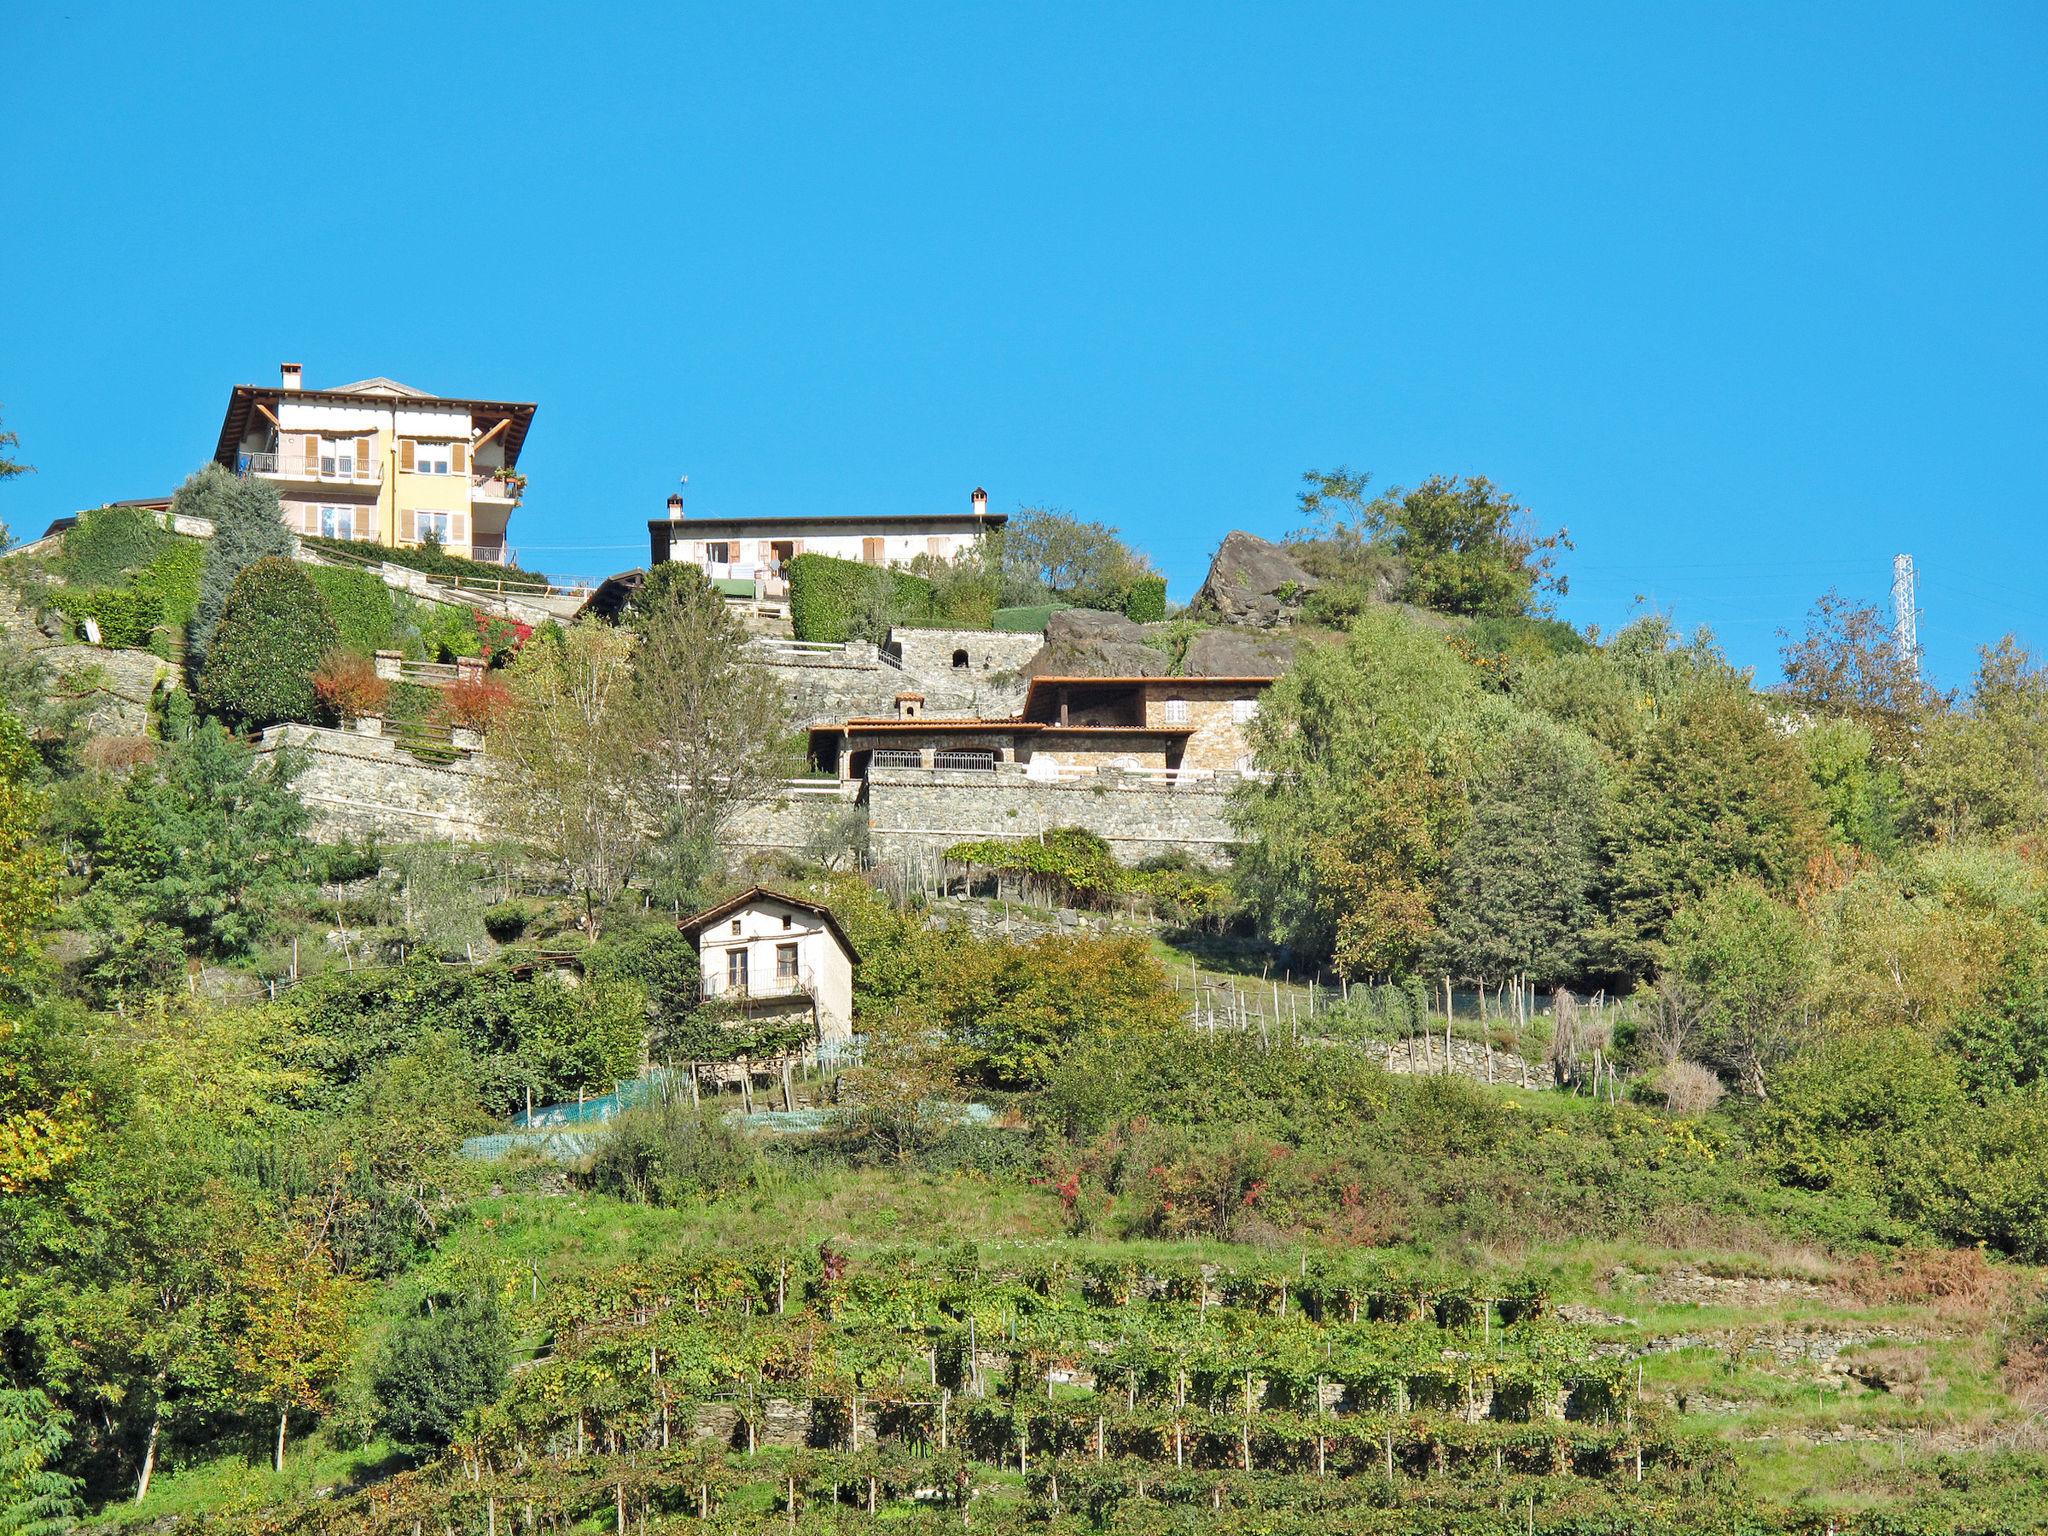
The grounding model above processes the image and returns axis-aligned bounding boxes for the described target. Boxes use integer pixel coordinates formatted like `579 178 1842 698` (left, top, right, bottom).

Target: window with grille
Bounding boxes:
1163 698 1190 724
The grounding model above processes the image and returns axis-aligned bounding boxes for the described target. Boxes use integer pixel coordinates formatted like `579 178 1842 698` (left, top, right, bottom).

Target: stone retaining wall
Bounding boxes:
866 767 1238 865
252 723 492 843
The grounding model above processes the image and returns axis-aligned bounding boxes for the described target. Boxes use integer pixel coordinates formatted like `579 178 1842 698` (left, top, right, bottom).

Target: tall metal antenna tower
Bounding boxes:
1892 553 1918 678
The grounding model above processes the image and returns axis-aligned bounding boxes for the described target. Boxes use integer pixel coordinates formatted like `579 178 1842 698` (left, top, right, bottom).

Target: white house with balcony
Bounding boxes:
678 886 858 1047
212 362 536 565
647 487 1006 598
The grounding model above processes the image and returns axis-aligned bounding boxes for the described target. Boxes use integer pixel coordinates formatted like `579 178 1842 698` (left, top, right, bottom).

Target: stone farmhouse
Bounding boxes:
678 886 858 1047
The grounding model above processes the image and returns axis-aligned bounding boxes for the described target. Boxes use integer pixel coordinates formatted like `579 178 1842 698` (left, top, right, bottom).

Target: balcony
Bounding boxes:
239 450 382 488
703 965 816 1004
472 474 523 506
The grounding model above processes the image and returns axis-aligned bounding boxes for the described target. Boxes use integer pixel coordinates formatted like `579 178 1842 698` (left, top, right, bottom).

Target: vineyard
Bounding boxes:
270 1247 1738 1536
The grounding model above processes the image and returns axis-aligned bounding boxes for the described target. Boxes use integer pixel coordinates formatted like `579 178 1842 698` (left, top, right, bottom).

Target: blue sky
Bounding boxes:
4 3 2042 689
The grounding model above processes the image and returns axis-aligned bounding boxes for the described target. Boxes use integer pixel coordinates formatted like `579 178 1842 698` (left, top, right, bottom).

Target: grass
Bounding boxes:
100 1428 409 1529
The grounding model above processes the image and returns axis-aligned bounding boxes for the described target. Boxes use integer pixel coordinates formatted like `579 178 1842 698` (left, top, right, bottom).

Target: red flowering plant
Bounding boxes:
475 612 532 667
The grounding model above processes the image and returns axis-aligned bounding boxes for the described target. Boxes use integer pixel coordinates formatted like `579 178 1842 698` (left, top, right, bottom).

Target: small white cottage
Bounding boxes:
677 887 859 1046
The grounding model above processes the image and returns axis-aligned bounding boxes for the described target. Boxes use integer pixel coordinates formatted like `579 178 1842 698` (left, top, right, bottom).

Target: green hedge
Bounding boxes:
307 565 400 654
53 585 163 649
787 553 932 642
301 535 553 590
57 504 168 586
1121 574 1167 623
195 557 338 728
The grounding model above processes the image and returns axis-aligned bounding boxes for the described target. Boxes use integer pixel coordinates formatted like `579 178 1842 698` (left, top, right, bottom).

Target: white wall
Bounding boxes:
694 896 855 1044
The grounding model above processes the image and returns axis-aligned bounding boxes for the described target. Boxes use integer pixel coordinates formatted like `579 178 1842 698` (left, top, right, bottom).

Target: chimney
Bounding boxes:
666 491 685 522
971 487 988 518
895 692 924 719
280 362 303 391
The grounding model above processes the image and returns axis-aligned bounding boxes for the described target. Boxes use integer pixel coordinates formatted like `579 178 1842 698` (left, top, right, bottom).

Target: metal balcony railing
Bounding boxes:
704 965 816 1002
239 451 382 485
934 749 996 771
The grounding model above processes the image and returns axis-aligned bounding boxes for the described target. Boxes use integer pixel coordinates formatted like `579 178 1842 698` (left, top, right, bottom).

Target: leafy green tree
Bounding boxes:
947 934 1183 1089
232 1232 355 1471
1433 719 1604 987
0 408 31 485
1779 591 1931 762
85 721 313 957
998 506 1150 609
371 1295 511 1448
1231 610 1484 972
626 563 797 910
0 1388 78 1536
0 714 53 1004
1904 638 2048 842
1511 615 1735 759
1295 468 1569 619
1801 717 1903 859
181 463 293 666
1665 880 1813 1096
196 557 339 728
1600 681 1823 977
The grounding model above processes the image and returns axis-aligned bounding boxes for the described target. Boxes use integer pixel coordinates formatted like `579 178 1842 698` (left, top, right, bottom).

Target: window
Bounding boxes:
1163 697 1190 725
319 439 355 480
781 913 793 930
726 948 748 991
318 506 355 540
415 511 452 544
776 943 799 980
730 918 743 935
1232 698 1260 724
409 441 454 475
951 649 970 669
705 542 731 565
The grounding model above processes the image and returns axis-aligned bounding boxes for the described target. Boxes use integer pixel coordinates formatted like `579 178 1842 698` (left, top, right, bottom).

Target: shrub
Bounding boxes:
438 674 514 733
372 1295 511 1449
196 558 339 728
52 584 163 648
312 649 390 722
184 462 294 666
133 536 205 640
584 1101 764 1206
1656 1059 1725 1116
57 503 167 586
1121 573 1168 624
307 565 399 654
481 901 534 942
787 552 933 643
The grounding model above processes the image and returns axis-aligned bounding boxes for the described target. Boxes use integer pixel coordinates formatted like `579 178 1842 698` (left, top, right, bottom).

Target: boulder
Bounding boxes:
1185 628 1300 677
1191 531 1320 628
1022 607 1166 678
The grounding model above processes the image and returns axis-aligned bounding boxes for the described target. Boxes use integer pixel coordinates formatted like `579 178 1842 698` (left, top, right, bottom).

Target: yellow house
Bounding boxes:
213 362 537 565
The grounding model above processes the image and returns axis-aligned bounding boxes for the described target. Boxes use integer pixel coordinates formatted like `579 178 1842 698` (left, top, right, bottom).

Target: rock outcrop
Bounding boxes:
1190 531 1320 628
1184 627 1300 677
1022 608 1166 678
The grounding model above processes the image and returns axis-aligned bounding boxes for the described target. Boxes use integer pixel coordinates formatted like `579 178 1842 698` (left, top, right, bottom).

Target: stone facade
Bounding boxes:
886 626 1043 679
749 638 1028 728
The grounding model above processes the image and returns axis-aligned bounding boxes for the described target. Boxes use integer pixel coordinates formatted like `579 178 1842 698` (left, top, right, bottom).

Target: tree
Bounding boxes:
1665 880 1813 1097
1433 719 1604 988
233 1232 355 1471
0 714 53 1004
1599 680 1823 977
998 507 1150 609
371 1295 511 1449
1800 718 1903 858
0 408 31 484
839 1010 964 1162
196 557 339 728
626 564 796 908
86 721 313 957
487 622 647 930
1779 591 1931 761
0 1389 77 1536
947 933 1185 1089
1295 468 1569 619
1904 638 2048 842
181 463 293 666
1230 610 1484 972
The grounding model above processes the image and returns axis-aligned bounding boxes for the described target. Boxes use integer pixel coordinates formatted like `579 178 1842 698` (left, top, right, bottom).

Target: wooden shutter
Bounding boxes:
400 439 415 472
863 537 884 565
450 441 466 474
450 513 466 548
356 437 371 479
400 508 416 543
300 503 318 535
303 434 318 468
